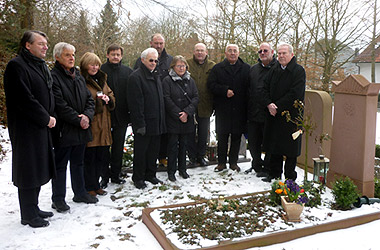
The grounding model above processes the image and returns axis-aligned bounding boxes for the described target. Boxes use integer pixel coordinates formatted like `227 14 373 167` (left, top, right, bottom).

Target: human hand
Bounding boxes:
227 89 234 98
47 116 56 128
267 103 278 116
179 112 188 123
78 114 90 129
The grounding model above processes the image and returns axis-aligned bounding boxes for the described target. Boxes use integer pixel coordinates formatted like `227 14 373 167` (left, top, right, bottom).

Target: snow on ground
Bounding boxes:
1 113 380 250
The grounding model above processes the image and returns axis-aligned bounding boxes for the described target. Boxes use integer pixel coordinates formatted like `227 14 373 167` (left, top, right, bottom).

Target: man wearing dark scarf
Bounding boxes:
4 30 56 228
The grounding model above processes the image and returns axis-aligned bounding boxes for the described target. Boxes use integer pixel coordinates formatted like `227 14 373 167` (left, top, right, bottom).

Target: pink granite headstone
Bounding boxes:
327 75 380 197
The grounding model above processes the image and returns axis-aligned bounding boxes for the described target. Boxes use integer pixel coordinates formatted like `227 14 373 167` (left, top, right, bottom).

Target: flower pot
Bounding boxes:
281 196 304 222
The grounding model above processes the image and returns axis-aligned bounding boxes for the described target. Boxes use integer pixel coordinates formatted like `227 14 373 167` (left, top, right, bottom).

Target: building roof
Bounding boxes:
352 36 380 63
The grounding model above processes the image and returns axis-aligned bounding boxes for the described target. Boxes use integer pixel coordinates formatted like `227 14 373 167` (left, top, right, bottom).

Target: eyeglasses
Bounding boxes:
258 49 269 54
149 59 159 63
175 65 186 69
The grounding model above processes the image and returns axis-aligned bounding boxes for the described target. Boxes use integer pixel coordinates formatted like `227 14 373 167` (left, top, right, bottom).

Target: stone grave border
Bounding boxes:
142 191 380 250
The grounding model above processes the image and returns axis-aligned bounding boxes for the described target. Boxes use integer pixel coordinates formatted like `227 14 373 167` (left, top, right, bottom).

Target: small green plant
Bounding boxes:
303 180 325 207
269 180 284 206
331 176 360 210
375 177 380 199
122 133 134 167
375 144 380 158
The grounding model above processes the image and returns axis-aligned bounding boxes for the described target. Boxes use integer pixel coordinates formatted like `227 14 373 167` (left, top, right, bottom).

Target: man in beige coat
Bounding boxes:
187 43 216 166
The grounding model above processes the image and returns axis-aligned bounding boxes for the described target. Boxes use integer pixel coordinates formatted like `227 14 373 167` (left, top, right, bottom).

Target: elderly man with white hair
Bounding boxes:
127 48 166 189
261 42 306 182
207 44 250 173
50 42 98 213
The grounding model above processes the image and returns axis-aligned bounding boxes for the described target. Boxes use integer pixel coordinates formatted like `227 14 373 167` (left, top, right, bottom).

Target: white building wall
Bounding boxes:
356 62 380 83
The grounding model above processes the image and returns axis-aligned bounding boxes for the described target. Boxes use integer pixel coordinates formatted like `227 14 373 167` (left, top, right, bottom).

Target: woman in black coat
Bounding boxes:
162 55 199 181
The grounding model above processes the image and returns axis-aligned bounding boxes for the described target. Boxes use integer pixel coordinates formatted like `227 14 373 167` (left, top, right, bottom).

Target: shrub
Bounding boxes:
331 176 360 210
376 144 380 158
375 177 380 199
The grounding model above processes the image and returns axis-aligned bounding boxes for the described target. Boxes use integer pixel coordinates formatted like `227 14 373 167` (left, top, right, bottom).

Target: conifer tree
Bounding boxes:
93 0 122 61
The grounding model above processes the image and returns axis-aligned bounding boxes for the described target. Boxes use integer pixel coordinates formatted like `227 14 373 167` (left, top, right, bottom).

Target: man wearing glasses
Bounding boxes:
127 48 166 189
134 33 173 169
245 42 277 179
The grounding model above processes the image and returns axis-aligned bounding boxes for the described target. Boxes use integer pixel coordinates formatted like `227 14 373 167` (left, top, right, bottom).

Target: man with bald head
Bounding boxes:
245 42 277 177
186 43 216 166
207 44 249 172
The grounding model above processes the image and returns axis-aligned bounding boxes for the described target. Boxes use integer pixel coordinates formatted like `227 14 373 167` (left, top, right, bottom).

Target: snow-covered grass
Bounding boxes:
0 119 380 250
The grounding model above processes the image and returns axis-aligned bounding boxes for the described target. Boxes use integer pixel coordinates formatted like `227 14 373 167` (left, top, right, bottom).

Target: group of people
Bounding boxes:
4 30 305 228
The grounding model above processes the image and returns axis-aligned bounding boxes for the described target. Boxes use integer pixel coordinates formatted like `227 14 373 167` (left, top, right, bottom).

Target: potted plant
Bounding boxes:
275 179 308 222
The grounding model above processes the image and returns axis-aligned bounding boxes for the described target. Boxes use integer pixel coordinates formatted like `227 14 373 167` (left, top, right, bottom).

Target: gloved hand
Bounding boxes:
136 127 146 136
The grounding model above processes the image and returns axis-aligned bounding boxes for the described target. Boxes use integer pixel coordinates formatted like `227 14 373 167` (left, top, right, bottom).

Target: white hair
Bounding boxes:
225 44 239 52
277 42 293 54
53 42 75 60
141 48 158 59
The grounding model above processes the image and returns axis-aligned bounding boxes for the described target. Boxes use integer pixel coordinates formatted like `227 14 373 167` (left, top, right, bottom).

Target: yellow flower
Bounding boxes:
279 181 284 186
275 189 283 194
284 189 288 195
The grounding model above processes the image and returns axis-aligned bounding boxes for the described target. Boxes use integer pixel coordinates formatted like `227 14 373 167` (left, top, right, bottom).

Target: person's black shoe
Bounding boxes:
179 171 190 179
73 193 98 204
100 179 108 189
188 158 197 166
262 176 274 183
134 180 147 189
38 209 54 218
256 172 269 178
197 158 208 166
21 217 49 228
146 177 163 185
52 200 70 213
111 178 126 184
244 167 254 174
168 174 176 182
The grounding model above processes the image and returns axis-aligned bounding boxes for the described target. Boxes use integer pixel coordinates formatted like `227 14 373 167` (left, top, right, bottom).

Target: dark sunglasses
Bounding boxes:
258 49 269 54
149 59 159 63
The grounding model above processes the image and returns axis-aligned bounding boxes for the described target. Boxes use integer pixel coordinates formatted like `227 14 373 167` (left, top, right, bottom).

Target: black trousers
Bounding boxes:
84 146 110 191
18 187 40 220
132 134 160 183
187 115 210 160
104 126 128 180
269 154 297 180
247 121 271 173
158 133 168 160
167 133 188 175
217 133 242 165
52 144 87 201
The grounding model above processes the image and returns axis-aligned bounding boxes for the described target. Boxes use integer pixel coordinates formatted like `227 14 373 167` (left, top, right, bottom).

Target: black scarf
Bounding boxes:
21 47 53 89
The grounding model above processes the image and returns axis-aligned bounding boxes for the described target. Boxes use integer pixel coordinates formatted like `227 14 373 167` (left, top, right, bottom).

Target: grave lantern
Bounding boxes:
313 155 329 184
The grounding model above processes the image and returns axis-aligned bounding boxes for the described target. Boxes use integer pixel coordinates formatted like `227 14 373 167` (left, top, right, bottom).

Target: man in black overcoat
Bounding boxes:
127 48 166 189
207 44 249 172
261 43 306 182
51 42 98 212
245 42 277 177
100 44 133 187
134 33 173 168
4 30 56 227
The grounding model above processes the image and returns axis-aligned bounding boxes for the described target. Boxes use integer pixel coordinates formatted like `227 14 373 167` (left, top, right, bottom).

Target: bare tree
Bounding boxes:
287 0 369 91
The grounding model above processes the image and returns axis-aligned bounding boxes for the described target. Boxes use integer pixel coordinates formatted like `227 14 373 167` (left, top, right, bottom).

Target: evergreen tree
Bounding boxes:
73 10 93 61
93 0 122 61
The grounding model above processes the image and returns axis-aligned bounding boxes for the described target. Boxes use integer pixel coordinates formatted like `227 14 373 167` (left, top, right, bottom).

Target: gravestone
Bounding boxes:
327 75 380 197
297 90 332 171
